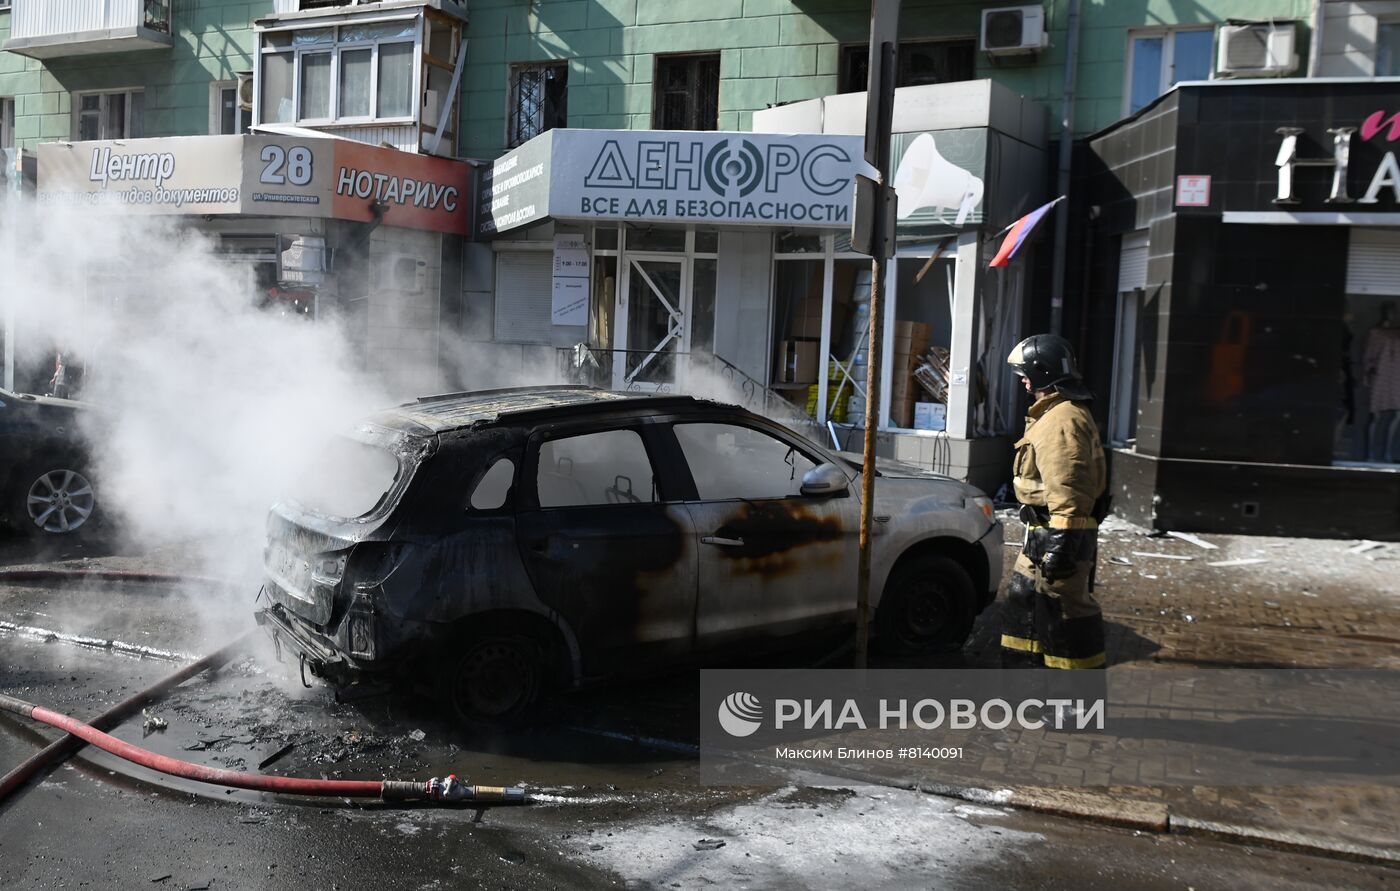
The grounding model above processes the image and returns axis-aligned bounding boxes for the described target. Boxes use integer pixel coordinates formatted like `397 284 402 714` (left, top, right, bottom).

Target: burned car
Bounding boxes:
0 387 99 536
256 387 1002 722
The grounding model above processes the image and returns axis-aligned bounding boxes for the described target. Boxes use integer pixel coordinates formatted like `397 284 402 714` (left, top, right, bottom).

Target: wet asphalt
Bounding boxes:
1 532 1397 889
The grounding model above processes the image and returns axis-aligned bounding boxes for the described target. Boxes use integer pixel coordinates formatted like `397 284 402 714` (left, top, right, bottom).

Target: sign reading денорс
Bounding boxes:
37 135 469 235
479 129 867 237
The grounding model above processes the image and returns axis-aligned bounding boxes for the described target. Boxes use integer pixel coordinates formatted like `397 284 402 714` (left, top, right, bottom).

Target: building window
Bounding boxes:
211 81 252 135
1127 28 1214 114
257 20 418 126
1379 22 1400 77
73 90 143 140
507 62 567 148
1 98 13 150
839 39 977 94
654 53 719 131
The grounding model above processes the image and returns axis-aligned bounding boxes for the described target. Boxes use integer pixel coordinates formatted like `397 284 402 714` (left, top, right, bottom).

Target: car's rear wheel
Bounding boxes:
874 554 976 655
11 459 98 536
440 633 545 726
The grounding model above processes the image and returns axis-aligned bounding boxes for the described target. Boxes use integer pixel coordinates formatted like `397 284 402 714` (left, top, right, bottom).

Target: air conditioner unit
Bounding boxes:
1217 23 1298 76
980 5 1047 56
236 72 254 112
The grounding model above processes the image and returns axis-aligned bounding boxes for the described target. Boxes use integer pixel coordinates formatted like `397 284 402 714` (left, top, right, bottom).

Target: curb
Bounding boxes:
1169 816 1400 867
0 568 235 587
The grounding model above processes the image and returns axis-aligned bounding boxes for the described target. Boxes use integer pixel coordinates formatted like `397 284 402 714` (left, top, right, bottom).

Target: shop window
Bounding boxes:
1379 23 1400 77
653 53 719 131
507 62 568 148
1 97 13 150
839 39 976 94
73 90 143 141
1126 28 1214 114
257 21 418 126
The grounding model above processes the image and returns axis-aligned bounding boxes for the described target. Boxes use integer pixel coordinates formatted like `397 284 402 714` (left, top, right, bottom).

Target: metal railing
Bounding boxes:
8 0 170 39
556 346 825 444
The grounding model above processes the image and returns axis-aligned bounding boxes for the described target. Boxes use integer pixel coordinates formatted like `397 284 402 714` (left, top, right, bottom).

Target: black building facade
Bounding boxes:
1087 80 1400 541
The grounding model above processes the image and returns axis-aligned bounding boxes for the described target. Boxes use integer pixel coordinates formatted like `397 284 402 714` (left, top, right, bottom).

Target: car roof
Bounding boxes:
368 386 727 434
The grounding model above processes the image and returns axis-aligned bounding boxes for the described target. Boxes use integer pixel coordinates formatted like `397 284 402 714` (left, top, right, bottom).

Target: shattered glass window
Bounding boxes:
290 437 401 519
674 423 817 502
536 429 657 508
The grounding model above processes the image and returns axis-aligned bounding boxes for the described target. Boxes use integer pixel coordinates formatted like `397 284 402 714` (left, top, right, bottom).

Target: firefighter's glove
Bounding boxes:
1039 529 1082 581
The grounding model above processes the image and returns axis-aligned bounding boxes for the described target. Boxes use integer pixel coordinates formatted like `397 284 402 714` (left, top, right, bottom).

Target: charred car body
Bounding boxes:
256 387 1002 721
0 387 99 536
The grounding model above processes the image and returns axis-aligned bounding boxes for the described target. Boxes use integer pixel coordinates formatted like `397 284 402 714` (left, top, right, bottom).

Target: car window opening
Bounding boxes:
289 436 401 519
674 423 818 501
469 456 515 511
537 428 658 508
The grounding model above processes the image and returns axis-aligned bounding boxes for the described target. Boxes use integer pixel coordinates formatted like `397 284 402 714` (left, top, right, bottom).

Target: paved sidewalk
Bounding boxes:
952 515 1400 862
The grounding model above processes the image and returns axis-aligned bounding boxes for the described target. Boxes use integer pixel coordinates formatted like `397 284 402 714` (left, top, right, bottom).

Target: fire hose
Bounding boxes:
0 692 527 805
0 640 527 806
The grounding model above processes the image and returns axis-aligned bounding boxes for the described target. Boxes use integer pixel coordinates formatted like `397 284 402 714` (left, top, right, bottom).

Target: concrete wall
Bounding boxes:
0 0 266 149
1316 0 1400 75
460 0 1314 161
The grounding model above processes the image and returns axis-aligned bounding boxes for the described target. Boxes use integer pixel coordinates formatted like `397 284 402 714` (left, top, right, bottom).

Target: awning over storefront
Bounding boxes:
476 129 870 238
36 134 471 235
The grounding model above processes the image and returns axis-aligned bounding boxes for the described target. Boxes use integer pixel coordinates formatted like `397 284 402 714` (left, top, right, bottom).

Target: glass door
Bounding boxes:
615 255 688 392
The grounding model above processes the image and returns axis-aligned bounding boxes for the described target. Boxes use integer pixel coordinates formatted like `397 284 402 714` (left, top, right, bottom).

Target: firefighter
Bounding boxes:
1001 334 1108 670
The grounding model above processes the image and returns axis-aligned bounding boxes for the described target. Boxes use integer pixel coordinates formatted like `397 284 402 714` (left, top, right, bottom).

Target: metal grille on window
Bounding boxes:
511 65 567 147
656 55 719 131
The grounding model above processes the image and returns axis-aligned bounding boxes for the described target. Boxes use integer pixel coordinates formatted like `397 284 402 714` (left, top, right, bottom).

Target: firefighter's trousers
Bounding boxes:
1000 524 1106 669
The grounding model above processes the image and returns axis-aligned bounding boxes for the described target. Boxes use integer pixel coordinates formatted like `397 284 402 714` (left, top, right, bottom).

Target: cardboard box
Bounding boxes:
894 320 932 342
775 340 819 384
792 314 823 338
914 402 947 431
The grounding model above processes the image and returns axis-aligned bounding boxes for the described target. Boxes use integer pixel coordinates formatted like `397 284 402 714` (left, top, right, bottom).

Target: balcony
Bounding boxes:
3 0 173 59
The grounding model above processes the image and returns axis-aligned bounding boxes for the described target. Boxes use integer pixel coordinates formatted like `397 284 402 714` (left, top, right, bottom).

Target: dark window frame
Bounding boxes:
837 37 977 95
507 60 568 149
652 51 721 131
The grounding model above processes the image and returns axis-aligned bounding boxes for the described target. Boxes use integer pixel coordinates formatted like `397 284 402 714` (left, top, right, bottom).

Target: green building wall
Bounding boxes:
0 1 266 151
460 0 1314 160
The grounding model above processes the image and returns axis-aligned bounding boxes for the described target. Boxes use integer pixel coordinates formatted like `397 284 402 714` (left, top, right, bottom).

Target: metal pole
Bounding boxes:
1049 0 1081 335
855 0 900 669
2 150 17 390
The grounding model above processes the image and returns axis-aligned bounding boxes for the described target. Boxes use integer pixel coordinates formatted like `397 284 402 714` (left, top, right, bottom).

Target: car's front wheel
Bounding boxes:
874 554 976 655
10 459 98 536
439 633 545 726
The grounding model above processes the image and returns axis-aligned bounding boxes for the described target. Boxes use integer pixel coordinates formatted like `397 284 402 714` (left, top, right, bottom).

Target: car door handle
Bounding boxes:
701 536 745 547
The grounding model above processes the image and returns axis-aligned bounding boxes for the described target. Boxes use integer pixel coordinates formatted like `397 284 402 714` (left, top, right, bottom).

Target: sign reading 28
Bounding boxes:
260 144 314 186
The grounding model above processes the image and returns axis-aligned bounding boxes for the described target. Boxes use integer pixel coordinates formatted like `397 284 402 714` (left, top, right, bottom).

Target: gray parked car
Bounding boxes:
256 387 1002 722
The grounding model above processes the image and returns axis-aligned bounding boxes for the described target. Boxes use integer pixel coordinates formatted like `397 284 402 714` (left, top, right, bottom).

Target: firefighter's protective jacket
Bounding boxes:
1012 393 1106 529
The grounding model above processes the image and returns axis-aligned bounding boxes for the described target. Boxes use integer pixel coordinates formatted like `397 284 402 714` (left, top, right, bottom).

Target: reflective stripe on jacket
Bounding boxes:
1012 393 1106 529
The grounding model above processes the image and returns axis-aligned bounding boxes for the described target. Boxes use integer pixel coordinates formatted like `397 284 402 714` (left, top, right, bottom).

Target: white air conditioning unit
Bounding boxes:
236 72 254 112
980 5 1047 55
1217 23 1298 76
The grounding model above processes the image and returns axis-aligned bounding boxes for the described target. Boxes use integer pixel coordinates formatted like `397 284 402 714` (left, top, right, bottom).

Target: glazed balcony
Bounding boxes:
3 0 173 59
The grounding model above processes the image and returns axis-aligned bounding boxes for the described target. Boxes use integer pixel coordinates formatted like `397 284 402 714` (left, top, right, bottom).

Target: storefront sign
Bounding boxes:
38 135 469 235
551 233 589 326
890 129 987 228
481 130 866 236
1273 112 1400 207
38 135 244 214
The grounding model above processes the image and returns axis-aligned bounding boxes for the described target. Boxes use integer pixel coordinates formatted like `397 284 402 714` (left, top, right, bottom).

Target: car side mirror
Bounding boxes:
801 463 849 497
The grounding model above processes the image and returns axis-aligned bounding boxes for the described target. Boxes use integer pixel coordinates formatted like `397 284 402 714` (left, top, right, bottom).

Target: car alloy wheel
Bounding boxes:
26 468 96 534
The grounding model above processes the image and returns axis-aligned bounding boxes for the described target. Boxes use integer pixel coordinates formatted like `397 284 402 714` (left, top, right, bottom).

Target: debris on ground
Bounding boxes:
141 709 168 735
1131 552 1194 561
257 743 296 770
1348 541 1384 554
408 728 426 742
1166 531 1218 550
693 838 726 851
1107 556 1132 566
1207 558 1269 568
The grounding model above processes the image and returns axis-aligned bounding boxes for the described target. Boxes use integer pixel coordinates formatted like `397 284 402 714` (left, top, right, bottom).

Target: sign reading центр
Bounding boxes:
38 135 469 235
480 129 867 236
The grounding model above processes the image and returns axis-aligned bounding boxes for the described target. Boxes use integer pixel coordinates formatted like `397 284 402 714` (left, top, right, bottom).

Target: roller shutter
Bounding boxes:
493 250 553 344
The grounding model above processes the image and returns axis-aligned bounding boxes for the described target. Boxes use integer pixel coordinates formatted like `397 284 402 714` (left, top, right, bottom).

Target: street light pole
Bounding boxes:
853 0 901 669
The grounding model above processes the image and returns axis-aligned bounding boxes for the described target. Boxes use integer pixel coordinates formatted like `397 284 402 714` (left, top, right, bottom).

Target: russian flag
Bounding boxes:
989 197 1064 268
